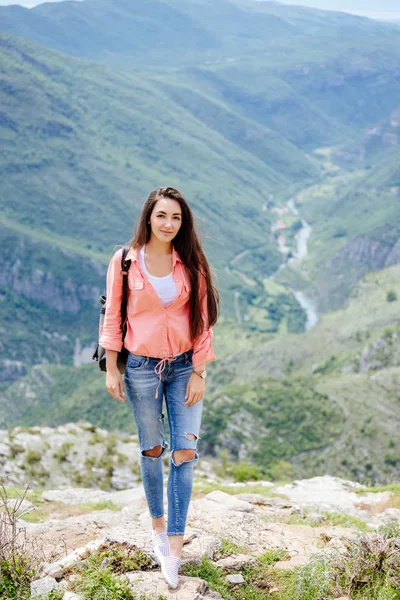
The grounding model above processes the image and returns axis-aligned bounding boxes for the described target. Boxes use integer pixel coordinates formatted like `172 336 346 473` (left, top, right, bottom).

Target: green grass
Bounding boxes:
257 549 291 566
279 532 400 600
356 483 400 494
192 480 286 498
68 543 152 600
3 486 43 506
181 551 290 600
0 556 36 600
284 510 370 531
218 539 251 557
79 501 121 512
18 498 122 524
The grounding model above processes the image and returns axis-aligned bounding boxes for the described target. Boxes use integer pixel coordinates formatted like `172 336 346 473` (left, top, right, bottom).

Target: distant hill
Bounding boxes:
2 0 399 67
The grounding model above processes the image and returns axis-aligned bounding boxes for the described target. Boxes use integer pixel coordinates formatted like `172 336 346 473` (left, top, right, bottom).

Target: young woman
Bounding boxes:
100 187 219 588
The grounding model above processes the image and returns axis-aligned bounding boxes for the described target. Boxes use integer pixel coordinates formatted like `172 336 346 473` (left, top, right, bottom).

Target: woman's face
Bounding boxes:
149 197 182 243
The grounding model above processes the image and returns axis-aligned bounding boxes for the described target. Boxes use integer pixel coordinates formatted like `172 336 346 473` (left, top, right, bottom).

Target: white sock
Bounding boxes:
152 530 170 557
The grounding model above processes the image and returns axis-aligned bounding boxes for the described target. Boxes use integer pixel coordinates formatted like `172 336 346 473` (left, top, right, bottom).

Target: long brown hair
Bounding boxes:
130 187 219 341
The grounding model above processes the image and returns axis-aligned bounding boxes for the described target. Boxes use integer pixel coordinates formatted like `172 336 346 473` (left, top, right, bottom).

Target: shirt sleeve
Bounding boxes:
99 249 124 352
192 272 216 368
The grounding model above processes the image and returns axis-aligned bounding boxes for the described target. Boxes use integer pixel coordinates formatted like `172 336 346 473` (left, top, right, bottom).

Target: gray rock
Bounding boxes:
63 591 83 600
225 573 245 585
235 493 275 506
216 554 257 571
125 571 222 599
42 488 112 505
42 562 64 580
38 561 52 575
47 565 64 580
58 538 106 569
0 423 140 491
274 475 390 520
57 579 69 590
196 491 255 513
30 575 57 597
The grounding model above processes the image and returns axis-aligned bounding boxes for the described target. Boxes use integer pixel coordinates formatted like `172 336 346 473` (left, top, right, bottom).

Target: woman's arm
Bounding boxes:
192 273 216 368
100 250 126 403
99 250 124 352
186 273 216 406
106 349 125 403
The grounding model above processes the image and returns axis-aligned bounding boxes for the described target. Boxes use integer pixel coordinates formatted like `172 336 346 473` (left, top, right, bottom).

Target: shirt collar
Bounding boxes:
126 245 182 266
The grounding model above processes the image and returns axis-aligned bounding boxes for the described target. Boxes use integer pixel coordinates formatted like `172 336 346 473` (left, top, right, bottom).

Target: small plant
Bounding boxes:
68 542 152 600
228 461 263 482
79 500 121 512
270 460 294 482
9 443 25 459
0 482 59 600
217 538 250 557
290 553 332 599
257 548 290 565
52 441 73 462
26 450 42 465
376 518 400 540
181 556 229 598
281 531 400 600
386 291 397 302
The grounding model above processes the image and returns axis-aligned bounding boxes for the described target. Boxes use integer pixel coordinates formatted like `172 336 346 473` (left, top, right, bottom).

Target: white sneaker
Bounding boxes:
151 530 180 588
160 555 181 589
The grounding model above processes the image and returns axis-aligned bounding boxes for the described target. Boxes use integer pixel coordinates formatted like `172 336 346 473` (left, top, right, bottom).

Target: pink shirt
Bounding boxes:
99 246 215 368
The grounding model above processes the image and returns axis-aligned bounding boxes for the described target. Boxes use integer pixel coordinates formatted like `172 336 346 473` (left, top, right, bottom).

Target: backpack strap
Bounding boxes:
120 244 131 341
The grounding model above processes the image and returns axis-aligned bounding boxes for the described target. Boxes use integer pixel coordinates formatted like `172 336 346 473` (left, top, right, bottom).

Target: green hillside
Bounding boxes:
274 144 400 313
205 263 400 484
0 32 316 383
0 221 108 386
2 263 400 484
2 0 399 67
1 33 306 262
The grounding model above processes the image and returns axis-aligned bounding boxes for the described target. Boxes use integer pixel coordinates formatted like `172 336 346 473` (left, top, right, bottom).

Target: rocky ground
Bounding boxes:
1 423 399 599
0 423 142 491
4 474 399 599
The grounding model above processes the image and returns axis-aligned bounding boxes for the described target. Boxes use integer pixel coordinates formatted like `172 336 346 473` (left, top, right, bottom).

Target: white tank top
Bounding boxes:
139 246 178 307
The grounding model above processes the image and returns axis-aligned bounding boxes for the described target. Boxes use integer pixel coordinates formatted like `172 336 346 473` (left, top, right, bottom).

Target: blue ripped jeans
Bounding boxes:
124 350 202 536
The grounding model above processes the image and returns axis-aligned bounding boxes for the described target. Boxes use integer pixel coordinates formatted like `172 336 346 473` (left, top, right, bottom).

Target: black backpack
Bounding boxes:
92 245 131 373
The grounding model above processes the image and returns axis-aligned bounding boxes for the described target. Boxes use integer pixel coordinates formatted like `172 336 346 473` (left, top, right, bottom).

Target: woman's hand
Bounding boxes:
106 368 126 403
185 372 205 406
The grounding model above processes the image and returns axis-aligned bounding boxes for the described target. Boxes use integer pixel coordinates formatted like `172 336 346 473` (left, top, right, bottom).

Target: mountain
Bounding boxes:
2 0 399 67
274 0 400 12
1 0 400 487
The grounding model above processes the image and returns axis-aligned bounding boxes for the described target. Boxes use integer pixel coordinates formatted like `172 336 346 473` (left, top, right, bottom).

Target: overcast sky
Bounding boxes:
0 0 399 21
